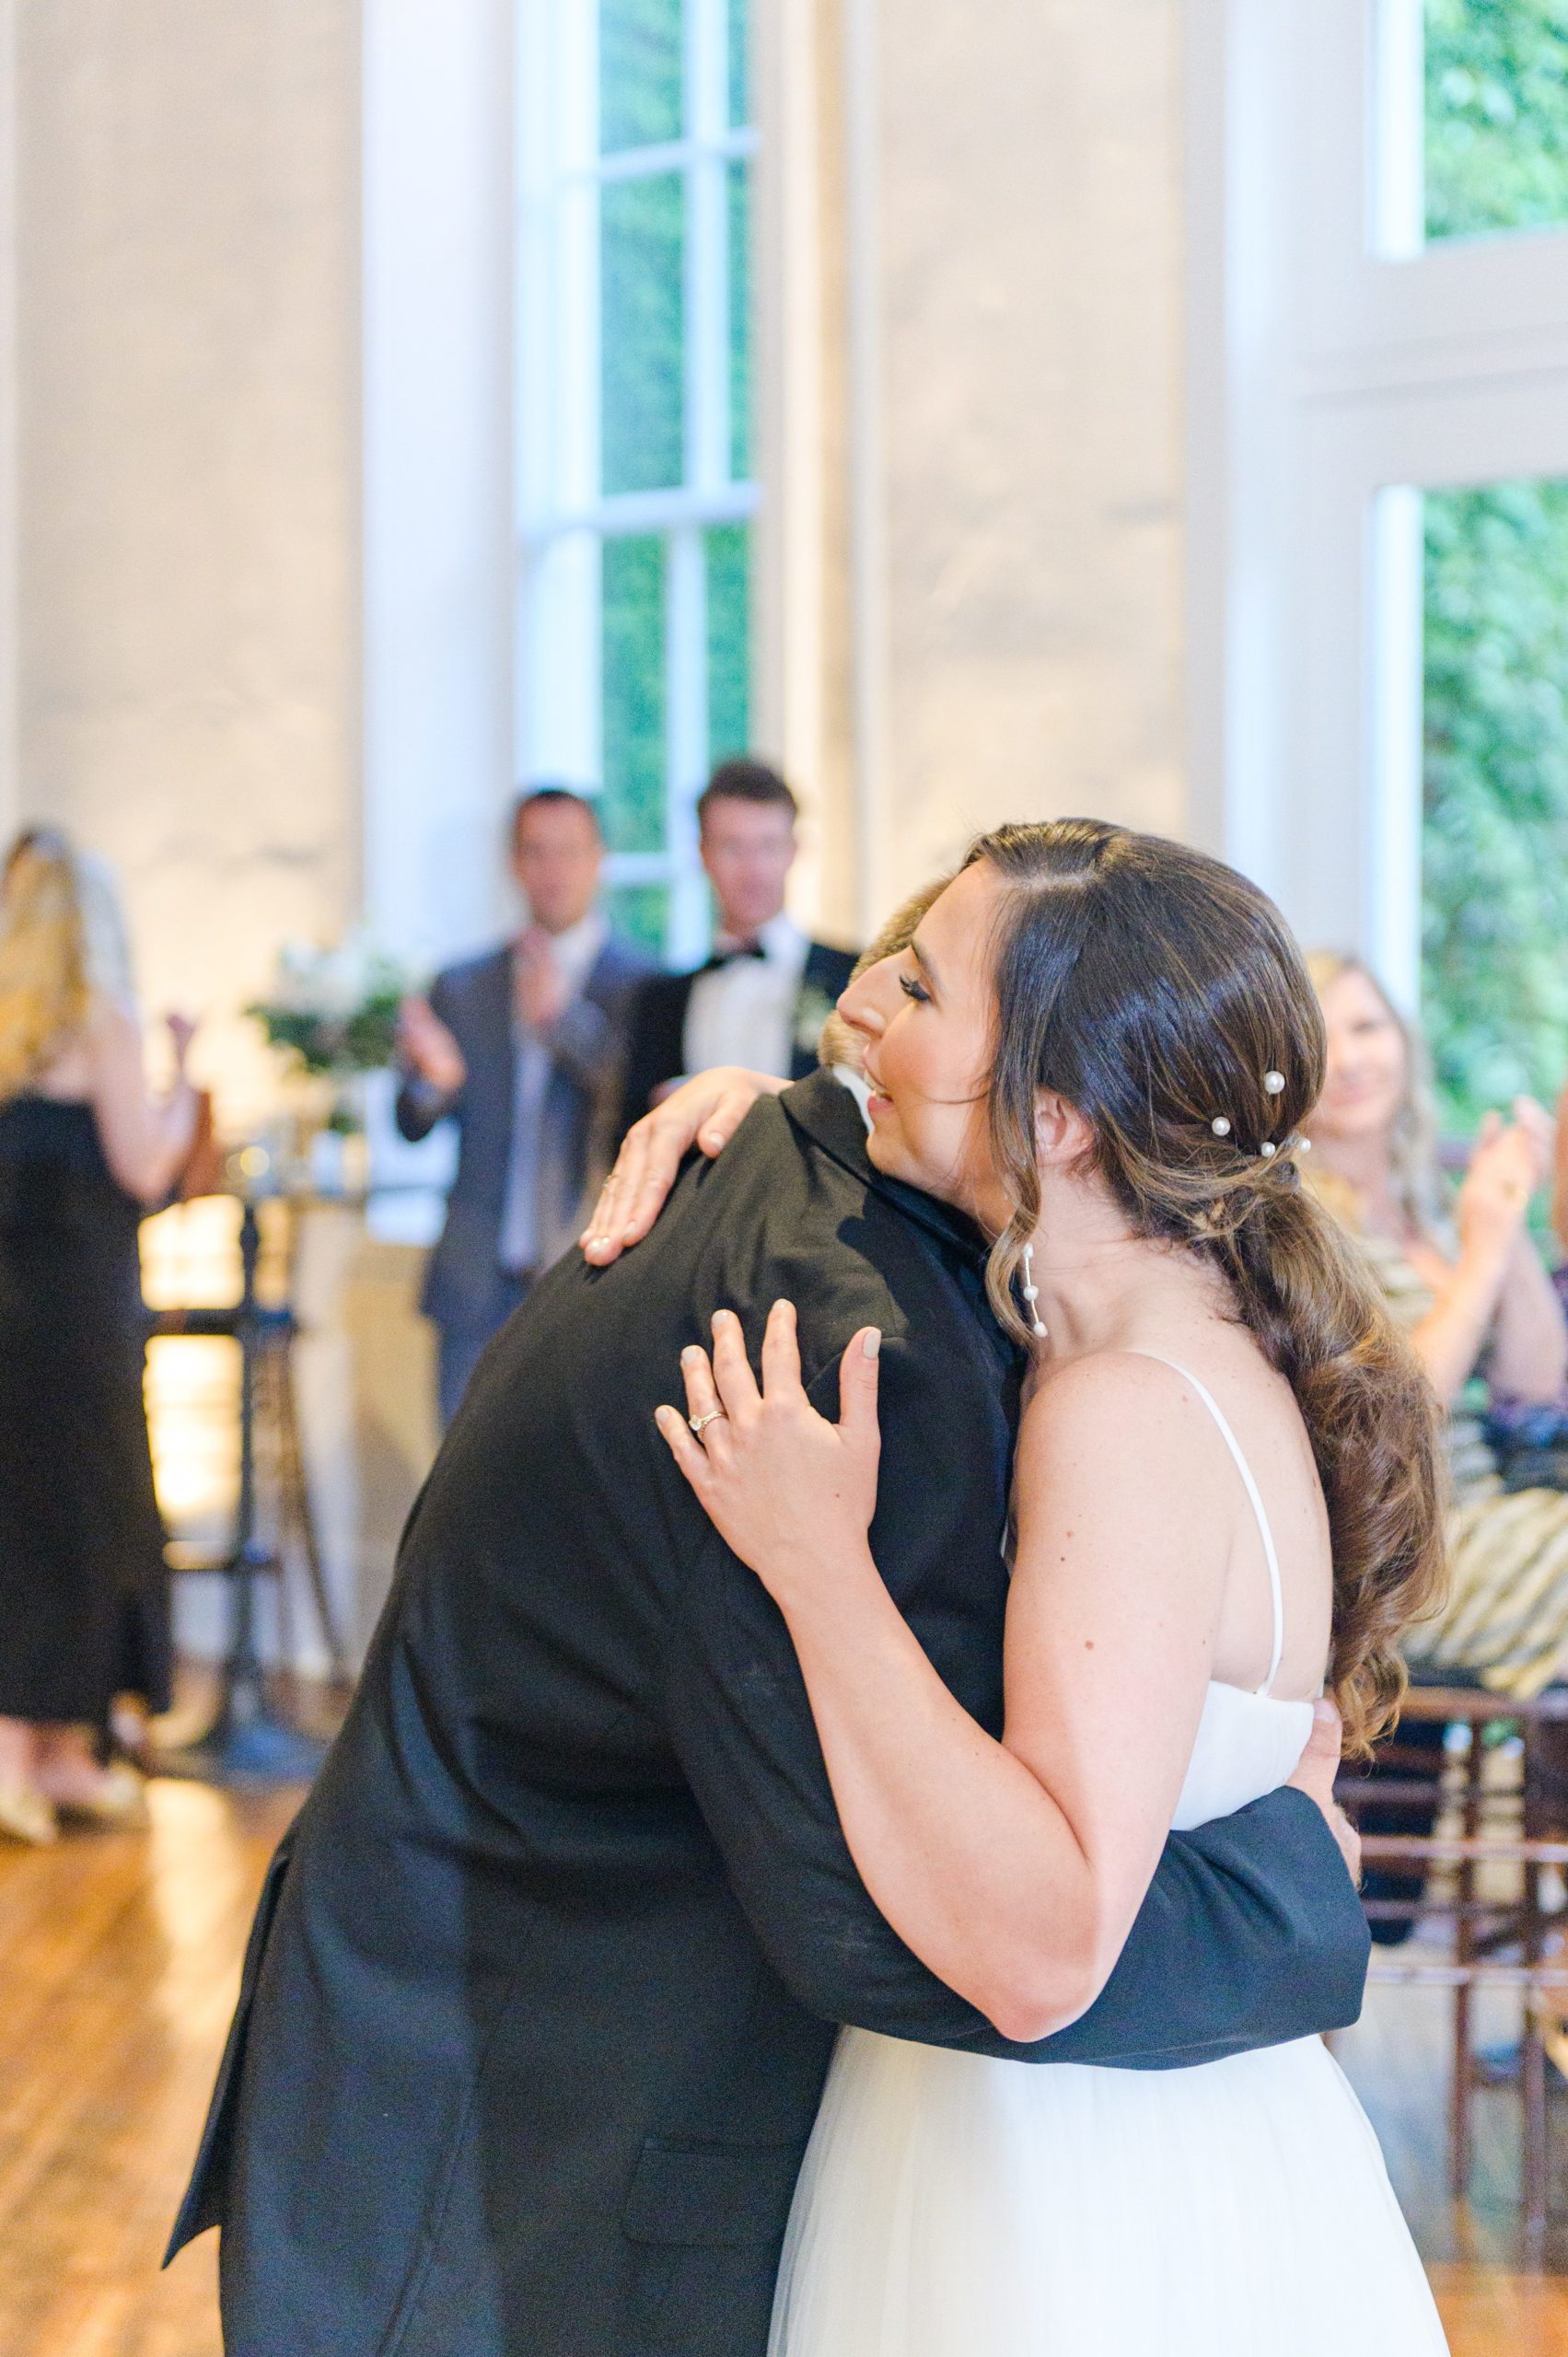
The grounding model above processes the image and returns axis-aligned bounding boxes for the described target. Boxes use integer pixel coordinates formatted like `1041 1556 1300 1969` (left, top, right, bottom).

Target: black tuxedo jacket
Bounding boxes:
168 1073 1368 2357
618 937 857 1141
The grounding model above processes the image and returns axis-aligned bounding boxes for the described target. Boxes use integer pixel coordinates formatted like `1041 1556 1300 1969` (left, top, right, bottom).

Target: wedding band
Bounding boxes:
689 1410 726 1436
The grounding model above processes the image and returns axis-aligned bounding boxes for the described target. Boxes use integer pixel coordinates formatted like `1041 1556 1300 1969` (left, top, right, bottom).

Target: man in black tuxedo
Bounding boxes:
168 1060 1369 2357
618 760 855 1139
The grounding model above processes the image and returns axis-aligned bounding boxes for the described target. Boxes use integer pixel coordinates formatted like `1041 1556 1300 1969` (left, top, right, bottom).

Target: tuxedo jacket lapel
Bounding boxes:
780 1071 993 1277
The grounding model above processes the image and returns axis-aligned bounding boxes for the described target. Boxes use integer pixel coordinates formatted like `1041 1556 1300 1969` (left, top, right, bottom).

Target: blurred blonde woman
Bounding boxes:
0 829 198 1842
1305 953 1568 1698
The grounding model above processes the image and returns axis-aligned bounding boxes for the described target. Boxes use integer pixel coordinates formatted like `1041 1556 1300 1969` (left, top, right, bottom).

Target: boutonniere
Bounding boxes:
792 981 838 1061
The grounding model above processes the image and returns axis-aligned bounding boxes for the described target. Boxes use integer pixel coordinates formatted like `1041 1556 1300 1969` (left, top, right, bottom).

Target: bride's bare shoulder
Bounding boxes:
1018 1349 1212 1476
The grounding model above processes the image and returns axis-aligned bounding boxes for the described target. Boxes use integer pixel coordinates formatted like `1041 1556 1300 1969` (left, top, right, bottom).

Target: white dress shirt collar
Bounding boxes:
683 912 810 1081
712 910 807 966
831 1062 875 1132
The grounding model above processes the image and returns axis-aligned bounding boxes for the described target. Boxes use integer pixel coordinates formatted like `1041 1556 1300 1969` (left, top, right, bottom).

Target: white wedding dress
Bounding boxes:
769 1353 1449 2357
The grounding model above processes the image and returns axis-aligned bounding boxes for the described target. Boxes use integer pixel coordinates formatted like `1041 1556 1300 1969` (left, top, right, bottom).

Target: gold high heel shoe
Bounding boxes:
52 1760 150 1831
0 1783 59 1846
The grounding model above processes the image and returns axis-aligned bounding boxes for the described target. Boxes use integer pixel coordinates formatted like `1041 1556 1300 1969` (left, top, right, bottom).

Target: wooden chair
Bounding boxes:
1337 1687 1568 2246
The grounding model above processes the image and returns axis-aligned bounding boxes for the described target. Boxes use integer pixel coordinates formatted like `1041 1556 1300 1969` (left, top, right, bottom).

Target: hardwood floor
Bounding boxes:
1337 1977 1568 2352
1 1776 1565 2355
0 1777 296 2357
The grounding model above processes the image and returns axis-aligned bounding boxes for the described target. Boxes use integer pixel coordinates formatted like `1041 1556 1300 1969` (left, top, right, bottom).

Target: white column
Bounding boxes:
363 0 517 967
1185 0 1298 900
754 0 830 927
0 0 17 849
1366 485 1423 1009
841 0 892 939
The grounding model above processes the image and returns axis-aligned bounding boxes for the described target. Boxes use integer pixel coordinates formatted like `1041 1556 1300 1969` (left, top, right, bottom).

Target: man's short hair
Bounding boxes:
818 875 950 1072
696 759 798 831
511 785 603 842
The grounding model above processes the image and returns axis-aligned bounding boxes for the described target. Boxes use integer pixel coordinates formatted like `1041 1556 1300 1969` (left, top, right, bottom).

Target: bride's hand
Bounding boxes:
582 1067 787 1265
1285 1700 1361 1887
656 1301 883 1605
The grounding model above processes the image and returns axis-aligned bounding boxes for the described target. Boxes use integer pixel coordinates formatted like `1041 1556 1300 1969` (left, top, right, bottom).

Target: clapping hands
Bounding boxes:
1457 1097 1553 1262
165 1012 198 1076
515 929 570 1033
399 995 467 1097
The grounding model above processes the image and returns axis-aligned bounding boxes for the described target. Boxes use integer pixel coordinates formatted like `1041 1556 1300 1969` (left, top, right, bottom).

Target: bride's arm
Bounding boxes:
87 998 199 1205
581 1067 787 1265
656 1303 1228 2043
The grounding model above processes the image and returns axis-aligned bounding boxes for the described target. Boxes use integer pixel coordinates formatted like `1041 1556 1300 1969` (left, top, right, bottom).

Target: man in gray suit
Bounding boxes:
396 787 653 1425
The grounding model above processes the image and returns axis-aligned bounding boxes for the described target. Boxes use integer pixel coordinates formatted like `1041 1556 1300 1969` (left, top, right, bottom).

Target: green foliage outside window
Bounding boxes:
603 882 671 957
1423 480 1568 1131
601 173 686 497
1426 0 1568 240
1418 7 1568 1130
600 0 682 155
602 533 668 859
706 523 750 763
728 0 749 125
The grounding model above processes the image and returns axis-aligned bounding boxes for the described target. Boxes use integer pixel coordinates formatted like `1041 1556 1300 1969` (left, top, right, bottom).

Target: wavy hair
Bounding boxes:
0 828 133 1102
967 819 1446 1752
818 877 951 1072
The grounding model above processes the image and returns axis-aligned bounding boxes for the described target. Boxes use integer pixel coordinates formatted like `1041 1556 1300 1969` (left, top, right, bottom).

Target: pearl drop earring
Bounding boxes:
1021 1244 1048 1341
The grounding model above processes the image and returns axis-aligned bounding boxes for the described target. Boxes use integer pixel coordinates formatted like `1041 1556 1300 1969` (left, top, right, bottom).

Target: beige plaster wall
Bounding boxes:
14 0 362 1124
839 0 1186 911
9 0 1185 1032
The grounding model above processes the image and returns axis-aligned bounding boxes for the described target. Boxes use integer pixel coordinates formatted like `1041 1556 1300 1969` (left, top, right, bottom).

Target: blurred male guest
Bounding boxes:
619 759 855 1135
397 788 652 1426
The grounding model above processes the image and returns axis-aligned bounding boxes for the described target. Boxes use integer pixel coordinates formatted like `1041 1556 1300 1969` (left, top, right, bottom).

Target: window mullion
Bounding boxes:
686 0 726 495
666 525 709 962
1373 0 1424 261
590 127 756 184
558 0 600 513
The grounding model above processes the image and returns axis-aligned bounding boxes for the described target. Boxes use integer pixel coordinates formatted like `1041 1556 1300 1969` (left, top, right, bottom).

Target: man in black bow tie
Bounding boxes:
617 761 856 1140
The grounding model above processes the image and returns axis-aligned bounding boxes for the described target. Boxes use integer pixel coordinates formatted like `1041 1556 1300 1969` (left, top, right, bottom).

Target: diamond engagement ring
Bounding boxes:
689 1410 727 1436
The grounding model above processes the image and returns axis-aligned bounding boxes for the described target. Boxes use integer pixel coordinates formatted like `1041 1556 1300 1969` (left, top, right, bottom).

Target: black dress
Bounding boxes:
0 1096 172 1724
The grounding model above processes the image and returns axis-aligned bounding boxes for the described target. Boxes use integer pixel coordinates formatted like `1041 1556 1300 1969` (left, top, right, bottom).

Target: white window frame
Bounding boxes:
517 0 761 963
1189 0 1568 1010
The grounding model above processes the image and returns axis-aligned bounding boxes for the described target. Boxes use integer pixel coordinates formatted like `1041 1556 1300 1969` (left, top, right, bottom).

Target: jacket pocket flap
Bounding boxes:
623 2138 807 2247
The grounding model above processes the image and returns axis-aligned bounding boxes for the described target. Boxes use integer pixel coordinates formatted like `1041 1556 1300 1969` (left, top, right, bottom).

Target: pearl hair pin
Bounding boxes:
1207 1066 1292 1159
1021 1244 1048 1341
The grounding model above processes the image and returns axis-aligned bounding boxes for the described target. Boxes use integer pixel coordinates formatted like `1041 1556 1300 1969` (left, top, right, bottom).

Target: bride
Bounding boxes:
606 819 1449 2354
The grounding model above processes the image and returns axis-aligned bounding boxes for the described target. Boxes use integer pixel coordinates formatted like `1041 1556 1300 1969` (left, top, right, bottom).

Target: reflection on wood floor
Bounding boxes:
1 1777 1566 2357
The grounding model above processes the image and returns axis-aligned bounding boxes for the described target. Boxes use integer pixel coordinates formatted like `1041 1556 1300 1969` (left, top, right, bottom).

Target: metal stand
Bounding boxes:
157 1195 341 1785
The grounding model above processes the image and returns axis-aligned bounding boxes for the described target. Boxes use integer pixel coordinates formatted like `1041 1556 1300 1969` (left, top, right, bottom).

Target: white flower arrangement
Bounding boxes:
248 933 417 1083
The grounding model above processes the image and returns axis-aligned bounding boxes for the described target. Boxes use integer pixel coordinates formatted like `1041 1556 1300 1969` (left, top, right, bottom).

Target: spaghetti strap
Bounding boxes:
1123 1349 1285 1697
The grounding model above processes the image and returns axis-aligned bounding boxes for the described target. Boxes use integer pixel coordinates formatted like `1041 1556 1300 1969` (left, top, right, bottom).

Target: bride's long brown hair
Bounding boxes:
970 819 1446 1752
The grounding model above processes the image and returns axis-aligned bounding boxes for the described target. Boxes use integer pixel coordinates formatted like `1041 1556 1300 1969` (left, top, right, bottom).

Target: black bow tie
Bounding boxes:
702 940 769 972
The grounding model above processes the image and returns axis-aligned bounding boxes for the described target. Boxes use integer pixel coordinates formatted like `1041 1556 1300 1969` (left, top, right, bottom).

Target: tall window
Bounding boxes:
1423 475 1568 1125
518 0 758 960
1413 9 1568 1121
1194 0 1568 1112
1423 0 1568 244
